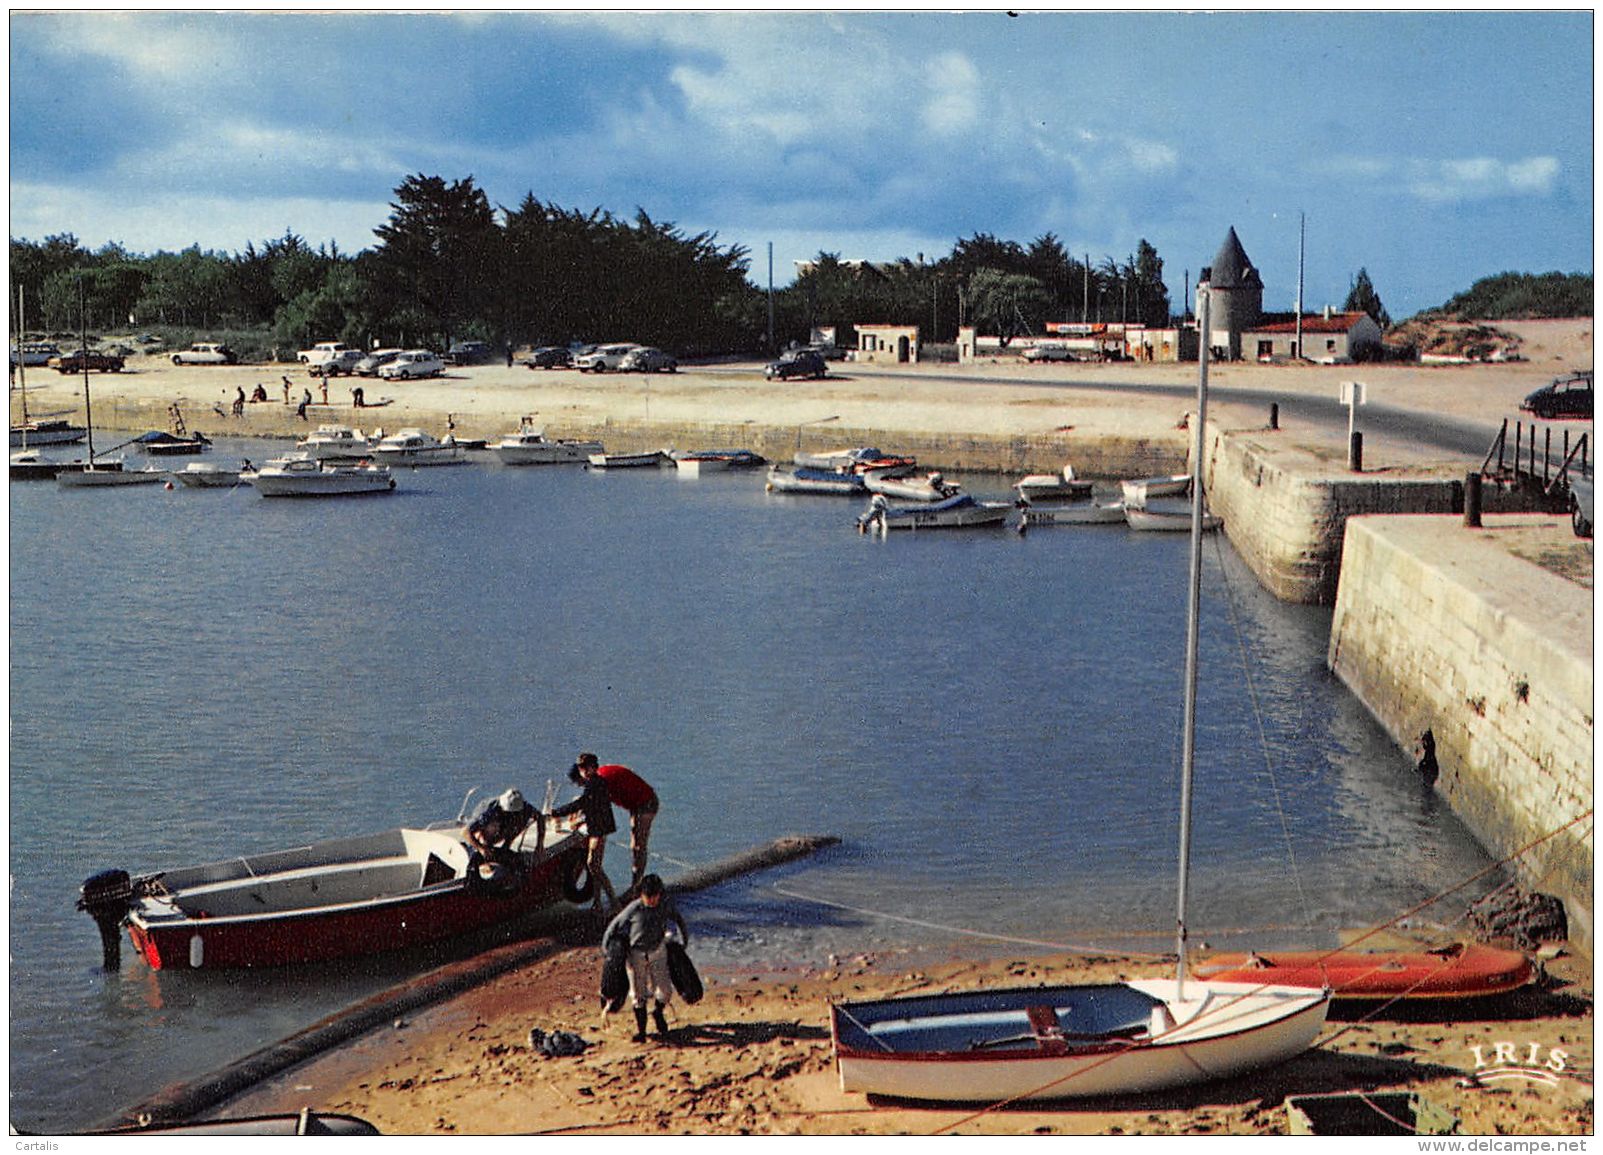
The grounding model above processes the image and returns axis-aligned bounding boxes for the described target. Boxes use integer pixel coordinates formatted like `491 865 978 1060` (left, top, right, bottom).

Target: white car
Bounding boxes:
1023 343 1074 362
378 350 444 380
172 342 238 365
306 349 365 376
298 341 354 364
355 348 404 376
620 346 678 373
574 343 639 372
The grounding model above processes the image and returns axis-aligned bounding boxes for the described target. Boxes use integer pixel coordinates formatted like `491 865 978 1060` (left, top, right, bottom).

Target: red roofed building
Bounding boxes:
1244 308 1384 364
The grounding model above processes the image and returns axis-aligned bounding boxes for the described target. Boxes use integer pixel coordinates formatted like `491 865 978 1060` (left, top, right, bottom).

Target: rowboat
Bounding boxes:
831 284 1328 1106
862 468 960 502
588 450 668 468
1014 465 1094 502
1194 943 1534 1000
491 421 603 465
244 453 396 497
1018 497 1127 527
1125 503 1221 532
77 821 590 971
1121 473 1190 507
671 449 766 476
857 492 1011 532
765 464 866 495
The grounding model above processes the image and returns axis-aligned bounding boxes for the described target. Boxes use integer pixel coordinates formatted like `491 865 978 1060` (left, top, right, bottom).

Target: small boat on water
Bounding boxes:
1121 473 1191 508
244 453 396 497
1194 943 1534 1001
297 424 375 461
76 816 590 971
588 450 668 468
9 418 86 447
136 429 213 456
172 460 246 488
1014 465 1094 502
1126 502 1221 532
765 464 867 495
58 462 166 487
857 492 1011 532
1017 496 1127 527
10 449 64 480
671 449 766 476
863 468 960 502
492 420 603 465
795 447 918 475
371 428 469 467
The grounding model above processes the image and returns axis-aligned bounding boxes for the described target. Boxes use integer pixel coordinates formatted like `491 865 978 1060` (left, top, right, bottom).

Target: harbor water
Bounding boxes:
9 437 1503 1131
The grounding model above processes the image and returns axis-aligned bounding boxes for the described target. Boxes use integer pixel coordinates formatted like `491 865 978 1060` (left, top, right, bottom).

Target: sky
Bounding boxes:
8 9 1595 319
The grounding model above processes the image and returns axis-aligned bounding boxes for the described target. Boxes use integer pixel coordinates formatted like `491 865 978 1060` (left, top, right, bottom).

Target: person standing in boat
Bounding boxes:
569 758 659 887
550 753 620 917
601 873 689 1042
465 788 544 861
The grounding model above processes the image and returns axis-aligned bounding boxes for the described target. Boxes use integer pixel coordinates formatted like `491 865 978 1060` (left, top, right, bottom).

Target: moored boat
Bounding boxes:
297 424 375 461
57 462 165 487
77 820 590 971
1125 503 1221 532
1014 465 1094 502
794 447 917 475
862 468 960 502
1194 943 1534 1000
1018 497 1127 527
173 461 246 488
136 429 213 456
857 491 1011 532
671 449 766 476
9 449 63 480
765 464 867 495
1121 473 1191 508
9 418 86 447
492 420 603 465
588 450 668 468
244 453 396 497
371 428 469 467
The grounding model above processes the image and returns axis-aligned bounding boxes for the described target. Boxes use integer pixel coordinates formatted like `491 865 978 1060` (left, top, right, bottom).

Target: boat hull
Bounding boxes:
57 466 165 487
371 449 468 467
832 979 1329 1102
174 465 243 487
123 828 588 970
588 452 666 468
862 493 1011 530
1125 506 1221 532
494 440 602 465
1121 475 1191 506
766 466 865 495
1194 944 1534 1000
10 422 86 447
1019 500 1127 526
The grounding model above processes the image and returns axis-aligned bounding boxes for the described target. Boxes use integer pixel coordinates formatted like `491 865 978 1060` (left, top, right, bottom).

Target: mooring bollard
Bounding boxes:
1464 471 1483 527
1348 430 1363 472
1269 402 1279 430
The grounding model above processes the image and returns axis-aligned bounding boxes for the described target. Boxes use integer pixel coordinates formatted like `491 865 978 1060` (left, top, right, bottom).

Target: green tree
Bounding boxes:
369 174 501 348
965 268 1051 345
1344 267 1391 328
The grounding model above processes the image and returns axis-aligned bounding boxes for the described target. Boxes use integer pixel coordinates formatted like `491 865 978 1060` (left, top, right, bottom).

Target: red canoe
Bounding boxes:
1194 943 1534 1000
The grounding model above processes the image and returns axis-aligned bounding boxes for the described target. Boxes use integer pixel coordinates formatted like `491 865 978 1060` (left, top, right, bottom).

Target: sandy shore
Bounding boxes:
216 929 1591 1136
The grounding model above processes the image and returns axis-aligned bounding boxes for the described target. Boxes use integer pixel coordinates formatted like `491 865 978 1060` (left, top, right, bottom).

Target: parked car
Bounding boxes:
1569 468 1593 539
445 340 494 366
574 343 639 372
172 342 238 365
1520 371 1593 420
523 346 572 369
50 349 125 374
355 348 404 376
378 350 444 380
765 349 828 380
620 346 678 373
1023 343 1074 362
11 342 60 367
306 349 365 376
298 341 354 364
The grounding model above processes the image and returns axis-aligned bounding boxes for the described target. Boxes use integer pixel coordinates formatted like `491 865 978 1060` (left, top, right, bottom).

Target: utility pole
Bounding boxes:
1082 254 1090 323
767 242 775 352
1295 212 1305 360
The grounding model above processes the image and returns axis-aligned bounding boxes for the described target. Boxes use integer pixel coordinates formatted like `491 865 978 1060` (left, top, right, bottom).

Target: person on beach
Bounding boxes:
465 788 544 859
351 384 365 408
601 873 689 1042
232 386 245 417
569 759 659 886
550 753 619 916
281 375 292 404
296 388 311 420
251 382 268 403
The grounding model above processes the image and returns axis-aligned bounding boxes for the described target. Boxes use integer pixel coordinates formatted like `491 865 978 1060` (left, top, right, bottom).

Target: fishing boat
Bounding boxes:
1126 503 1222 532
172 461 246 488
588 450 668 468
370 428 469 467
857 491 1011 532
831 286 1329 1104
491 420 603 465
1017 496 1127 527
76 817 591 971
1014 465 1094 502
1121 473 1191 508
671 449 766 476
1194 943 1533 1001
297 424 375 461
765 464 867 495
244 453 396 497
862 468 960 502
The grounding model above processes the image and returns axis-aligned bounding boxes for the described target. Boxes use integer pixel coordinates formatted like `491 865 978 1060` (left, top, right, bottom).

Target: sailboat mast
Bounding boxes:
80 275 95 463
1174 286 1212 997
16 284 30 441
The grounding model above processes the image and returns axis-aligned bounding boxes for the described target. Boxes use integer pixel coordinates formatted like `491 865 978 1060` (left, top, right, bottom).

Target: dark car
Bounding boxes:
445 340 495 366
524 346 572 369
50 349 125 374
1520 371 1592 420
765 349 828 380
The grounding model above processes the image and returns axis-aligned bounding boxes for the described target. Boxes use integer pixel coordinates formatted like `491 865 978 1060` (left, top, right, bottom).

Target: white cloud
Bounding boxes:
1408 155 1561 202
921 53 981 137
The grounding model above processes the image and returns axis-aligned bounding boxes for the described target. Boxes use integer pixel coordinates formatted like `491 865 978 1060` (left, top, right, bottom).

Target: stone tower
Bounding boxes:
1198 227 1263 360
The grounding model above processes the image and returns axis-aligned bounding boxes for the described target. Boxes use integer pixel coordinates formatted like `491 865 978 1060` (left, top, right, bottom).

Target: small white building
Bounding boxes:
853 324 919 363
1244 309 1384 363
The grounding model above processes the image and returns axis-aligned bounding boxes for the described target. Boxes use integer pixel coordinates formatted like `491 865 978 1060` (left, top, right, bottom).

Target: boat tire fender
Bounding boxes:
563 856 595 904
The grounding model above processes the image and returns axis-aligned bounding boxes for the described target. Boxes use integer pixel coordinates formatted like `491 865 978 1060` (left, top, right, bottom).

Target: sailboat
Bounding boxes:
11 286 80 479
56 279 164 488
829 286 1330 1104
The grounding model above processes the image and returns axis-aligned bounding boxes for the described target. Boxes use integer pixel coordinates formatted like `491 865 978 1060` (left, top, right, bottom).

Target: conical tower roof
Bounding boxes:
1209 227 1262 289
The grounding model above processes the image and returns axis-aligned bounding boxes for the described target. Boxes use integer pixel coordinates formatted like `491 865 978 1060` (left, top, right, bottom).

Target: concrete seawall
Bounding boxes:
1327 515 1593 952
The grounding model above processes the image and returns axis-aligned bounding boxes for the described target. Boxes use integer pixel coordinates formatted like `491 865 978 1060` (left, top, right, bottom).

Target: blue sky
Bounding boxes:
8 10 1594 318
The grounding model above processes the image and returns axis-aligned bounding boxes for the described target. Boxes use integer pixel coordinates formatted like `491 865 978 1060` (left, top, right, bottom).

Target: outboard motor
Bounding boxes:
77 869 134 971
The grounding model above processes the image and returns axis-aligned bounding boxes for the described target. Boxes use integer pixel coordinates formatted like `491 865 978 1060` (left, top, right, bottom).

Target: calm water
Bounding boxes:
9 437 1502 1131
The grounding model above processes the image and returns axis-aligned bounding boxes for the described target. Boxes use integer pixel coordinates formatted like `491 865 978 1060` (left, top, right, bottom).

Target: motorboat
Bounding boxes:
76 820 590 971
1194 943 1533 1001
863 468 960 502
370 428 469 467
244 453 396 497
1121 473 1191 508
492 421 603 465
1014 465 1094 502
297 424 375 461
765 464 867 495
857 492 1011 532
1018 496 1128 527
9 418 86 447
1125 502 1221 532
671 449 766 476
172 461 246 488
587 450 668 468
